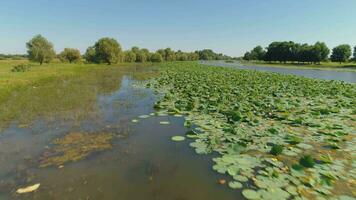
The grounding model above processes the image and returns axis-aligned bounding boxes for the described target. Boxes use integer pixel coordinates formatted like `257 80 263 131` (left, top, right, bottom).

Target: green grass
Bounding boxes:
0 59 155 130
240 60 356 71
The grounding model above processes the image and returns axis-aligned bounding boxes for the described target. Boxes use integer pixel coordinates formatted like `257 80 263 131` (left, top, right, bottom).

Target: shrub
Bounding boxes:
299 155 315 168
11 64 32 72
270 144 283 156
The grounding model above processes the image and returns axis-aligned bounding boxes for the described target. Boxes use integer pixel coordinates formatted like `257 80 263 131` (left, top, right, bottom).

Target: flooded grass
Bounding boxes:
39 132 114 167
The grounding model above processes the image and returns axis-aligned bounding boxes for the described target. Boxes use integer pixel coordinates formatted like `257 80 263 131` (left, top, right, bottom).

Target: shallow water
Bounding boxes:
0 67 239 200
203 61 356 83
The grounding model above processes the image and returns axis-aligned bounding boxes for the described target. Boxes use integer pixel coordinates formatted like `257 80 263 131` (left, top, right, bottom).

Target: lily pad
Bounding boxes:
242 189 261 200
228 181 242 189
171 136 185 142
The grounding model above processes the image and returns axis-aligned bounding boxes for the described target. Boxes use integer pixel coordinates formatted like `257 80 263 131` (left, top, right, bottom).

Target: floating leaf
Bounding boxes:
16 183 40 194
242 189 260 200
228 181 242 189
171 136 185 142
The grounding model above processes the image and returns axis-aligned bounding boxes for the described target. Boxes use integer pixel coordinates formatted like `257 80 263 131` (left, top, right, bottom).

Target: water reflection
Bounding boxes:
0 66 239 200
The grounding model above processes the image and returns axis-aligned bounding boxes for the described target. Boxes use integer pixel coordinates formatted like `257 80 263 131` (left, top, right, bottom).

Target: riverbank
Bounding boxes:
0 60 151 103
239 61 356 72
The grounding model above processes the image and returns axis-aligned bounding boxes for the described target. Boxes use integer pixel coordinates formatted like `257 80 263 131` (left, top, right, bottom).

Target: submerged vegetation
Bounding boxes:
40 132 113 167
148 62 356 199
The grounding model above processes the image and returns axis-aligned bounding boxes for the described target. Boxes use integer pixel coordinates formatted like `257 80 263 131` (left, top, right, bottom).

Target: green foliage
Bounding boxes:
26 34 56 65
299 155 315 168
353 46 356 61
270 145 283 156
331 44 352 63
59 48 81 63
258 41 330 64
11 64 32 72
135 51 147 62
93 37 122 65
84 46 97 63
243 46 266 61
195 49 231 60
123 50 136 62
150 53 163 62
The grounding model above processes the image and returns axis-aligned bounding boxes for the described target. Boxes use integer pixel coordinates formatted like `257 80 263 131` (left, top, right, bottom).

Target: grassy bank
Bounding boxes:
240 61 356 71
0 60 155 129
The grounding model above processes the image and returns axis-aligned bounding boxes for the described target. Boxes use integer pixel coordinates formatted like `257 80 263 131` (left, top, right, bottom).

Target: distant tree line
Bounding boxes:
24 34 231 65
0 54 27 60
243 41 356 64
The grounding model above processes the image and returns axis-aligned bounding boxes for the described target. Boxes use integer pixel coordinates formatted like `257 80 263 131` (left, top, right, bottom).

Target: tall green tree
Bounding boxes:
84 46 97 63
331 44 352 63
353 46 356 61
59 48 81 63
26 34 55 65
123 50 136 62
150 53 163 62
94 37 122 65
311 42 330 63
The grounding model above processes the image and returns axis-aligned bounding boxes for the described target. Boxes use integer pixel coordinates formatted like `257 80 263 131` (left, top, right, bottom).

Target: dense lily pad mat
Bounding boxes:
149 62 356 200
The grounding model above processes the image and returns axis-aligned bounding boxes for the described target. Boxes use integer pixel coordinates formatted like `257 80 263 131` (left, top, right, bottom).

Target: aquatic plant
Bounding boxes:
40 132 113 167
148 61 356 199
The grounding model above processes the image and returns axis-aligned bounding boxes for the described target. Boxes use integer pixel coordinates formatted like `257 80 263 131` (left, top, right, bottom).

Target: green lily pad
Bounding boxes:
159 121 170 125
171 136 185 142
242 189 260 200
228 181 242 189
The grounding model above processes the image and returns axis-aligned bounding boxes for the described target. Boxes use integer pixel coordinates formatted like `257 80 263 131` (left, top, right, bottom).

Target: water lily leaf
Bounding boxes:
138 115 150 119
171 136 185 142
159 121 170 125
242 189 261 200
228 181 242 189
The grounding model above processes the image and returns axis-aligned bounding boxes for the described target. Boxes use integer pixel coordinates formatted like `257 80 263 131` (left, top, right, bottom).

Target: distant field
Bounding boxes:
241 61 356 71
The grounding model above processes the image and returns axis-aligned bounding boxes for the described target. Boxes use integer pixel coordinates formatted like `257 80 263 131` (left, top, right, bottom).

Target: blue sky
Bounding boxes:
1 0 355 56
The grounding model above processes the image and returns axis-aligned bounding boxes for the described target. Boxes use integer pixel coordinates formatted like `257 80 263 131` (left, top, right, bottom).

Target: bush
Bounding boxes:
299 155 315 168
59 48 81 63
270 144 283 155
11 64 32 72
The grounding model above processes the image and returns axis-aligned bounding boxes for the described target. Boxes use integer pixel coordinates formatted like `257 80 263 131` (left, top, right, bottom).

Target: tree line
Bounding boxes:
25 35 231 65
243 41 356 64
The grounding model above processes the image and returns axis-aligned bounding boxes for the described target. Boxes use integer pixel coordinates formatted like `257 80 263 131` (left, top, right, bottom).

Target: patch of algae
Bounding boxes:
40 132 113 167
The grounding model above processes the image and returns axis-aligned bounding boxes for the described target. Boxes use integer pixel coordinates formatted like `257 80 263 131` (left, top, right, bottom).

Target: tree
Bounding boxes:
353 46 356 62
135 51 147 62
311 42 329 63
26 34 55 65
331 44 352 63
150 53 163 62
94 37 122 64
59 48 81 63
243 52 251 61
84 46 97 63
124 50 136 62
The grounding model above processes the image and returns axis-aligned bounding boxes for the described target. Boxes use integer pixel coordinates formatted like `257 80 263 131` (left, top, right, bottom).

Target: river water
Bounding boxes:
0 66 239 200
202 61 356 83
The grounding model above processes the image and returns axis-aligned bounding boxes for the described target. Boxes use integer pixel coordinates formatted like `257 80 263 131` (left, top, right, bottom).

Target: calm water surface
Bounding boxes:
0 67 239 200
203 61 356 83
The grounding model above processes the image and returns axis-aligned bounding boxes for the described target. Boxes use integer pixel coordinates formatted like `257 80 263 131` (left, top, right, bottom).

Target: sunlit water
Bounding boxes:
0 67 239 200
203 61 356 83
